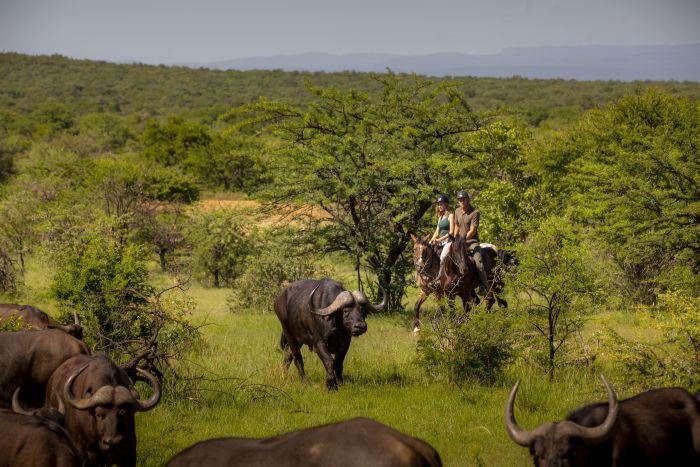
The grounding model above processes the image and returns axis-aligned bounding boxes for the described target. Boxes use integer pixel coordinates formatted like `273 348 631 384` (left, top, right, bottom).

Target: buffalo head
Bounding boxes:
63 362 161 454
308 285 387 336
505 375 618 467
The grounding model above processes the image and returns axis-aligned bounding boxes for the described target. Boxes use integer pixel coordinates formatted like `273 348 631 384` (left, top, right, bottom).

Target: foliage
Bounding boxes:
50 233 154 352
603 291 699 389
227 227 330 312
416 304 515 385
512 216 609 378
226 73 516 309
142 117 212 166
186 208 250 287
540 90 700 298
0 313 29 332
0 246 18 294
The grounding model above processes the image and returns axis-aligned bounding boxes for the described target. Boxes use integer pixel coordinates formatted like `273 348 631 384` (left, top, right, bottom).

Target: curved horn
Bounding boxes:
561 375 618 441
308 286 354 316
131 367 162 412
12 387 33 416
368 285 388 312
64 363 106 411
72 310 80 325
504 380 538 446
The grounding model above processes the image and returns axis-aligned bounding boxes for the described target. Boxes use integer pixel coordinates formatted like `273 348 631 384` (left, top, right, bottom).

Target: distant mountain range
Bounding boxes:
188 45 700 81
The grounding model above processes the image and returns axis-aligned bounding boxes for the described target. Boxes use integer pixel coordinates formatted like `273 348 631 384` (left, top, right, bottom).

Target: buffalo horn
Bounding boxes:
561 375 618 441
309 286 354 316
130 367 162 412
11 387 33 416
72 310 80 325
369 285 388 312
504 380 551 446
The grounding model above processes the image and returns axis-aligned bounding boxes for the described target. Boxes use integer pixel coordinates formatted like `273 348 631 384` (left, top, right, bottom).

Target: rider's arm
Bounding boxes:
464 211 480 240
429 225 440 243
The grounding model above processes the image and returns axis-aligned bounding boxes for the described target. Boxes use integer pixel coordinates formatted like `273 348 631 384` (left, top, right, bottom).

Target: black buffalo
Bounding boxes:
0 328 88 410
0 303 83 339
164 417 442 467
505 376 700 466
274 279 387 390
0 408 80 467
46 354 161 467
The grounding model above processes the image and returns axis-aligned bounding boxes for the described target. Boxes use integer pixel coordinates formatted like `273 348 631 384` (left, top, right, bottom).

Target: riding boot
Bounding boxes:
477 266 490 296
431 260 445 289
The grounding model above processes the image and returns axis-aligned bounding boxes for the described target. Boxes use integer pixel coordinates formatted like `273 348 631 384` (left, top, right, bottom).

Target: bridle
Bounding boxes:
413 241 439 279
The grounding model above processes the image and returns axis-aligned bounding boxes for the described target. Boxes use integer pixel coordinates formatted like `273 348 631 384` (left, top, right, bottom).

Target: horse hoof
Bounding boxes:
412 326 420 333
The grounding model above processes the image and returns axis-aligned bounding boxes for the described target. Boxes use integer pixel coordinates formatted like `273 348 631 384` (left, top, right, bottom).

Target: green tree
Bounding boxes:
513 216 608 379
141 117 212 166
186 209 249 287
539 90 699 297
225 73 518 307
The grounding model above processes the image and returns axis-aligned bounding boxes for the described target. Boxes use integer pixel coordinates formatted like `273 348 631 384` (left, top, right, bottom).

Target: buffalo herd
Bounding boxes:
2 289 699 466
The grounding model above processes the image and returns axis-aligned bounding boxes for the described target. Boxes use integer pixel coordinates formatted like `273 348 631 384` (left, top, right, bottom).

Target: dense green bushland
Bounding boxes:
0 54 697 466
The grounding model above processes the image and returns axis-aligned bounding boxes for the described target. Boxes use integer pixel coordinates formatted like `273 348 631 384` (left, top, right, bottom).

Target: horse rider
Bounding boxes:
429 194 454 287
453 190 490 296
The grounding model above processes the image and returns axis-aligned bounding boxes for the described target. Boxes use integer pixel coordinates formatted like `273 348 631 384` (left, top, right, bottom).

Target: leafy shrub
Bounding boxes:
50 232 201 385
602 291 699 389
416 305 515 385
186 209 250 287
227 229 329 313
0 314 29 332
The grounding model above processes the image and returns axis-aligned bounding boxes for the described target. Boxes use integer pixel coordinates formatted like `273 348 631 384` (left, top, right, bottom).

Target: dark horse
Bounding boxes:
411 235 508 332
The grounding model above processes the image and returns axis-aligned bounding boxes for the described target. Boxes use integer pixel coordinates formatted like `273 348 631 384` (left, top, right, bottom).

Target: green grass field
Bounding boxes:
132 276 622 466
8 256 638 467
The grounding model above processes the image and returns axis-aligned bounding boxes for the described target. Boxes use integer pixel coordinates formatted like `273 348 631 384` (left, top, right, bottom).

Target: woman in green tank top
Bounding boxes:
429 195 454 286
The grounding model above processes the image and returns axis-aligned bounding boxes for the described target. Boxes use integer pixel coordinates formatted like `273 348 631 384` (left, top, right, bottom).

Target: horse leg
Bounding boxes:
413 290 429 332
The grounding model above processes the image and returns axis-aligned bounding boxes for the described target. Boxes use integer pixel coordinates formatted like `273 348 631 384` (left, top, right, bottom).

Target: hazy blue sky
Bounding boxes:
1 0 698 64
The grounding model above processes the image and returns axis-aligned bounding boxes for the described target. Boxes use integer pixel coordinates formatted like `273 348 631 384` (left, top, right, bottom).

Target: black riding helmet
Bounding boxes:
456 190 469 200
436 195 449 204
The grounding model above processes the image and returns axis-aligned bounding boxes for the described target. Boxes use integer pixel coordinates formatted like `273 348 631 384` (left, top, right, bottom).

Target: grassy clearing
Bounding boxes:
6 256 640 466
133 274 620 467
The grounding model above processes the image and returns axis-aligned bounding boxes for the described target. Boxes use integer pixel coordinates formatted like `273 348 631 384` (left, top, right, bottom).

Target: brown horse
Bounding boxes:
411 235 507 332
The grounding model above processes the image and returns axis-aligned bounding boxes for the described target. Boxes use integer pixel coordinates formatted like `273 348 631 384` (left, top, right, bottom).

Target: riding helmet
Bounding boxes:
436 194 449 204
456 190 469 200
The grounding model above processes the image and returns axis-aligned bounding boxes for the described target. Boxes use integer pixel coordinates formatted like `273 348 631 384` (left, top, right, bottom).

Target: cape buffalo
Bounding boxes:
164 417 442 467
46 354 162 467
0 328 88 410
274 278 387 390
0 303 83 339
505 376 700 466
0 408 81 467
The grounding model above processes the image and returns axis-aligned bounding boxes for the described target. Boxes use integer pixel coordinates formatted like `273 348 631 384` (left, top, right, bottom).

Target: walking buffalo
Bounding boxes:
46 354 161 467
505 376 700 466
0 303 83 339
164 417 442 467
0 408 80 467
0 328 88 409
274 279 387 390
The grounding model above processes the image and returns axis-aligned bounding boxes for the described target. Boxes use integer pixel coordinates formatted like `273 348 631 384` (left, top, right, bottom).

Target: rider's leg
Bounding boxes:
470 244 490 295
432 242 451 286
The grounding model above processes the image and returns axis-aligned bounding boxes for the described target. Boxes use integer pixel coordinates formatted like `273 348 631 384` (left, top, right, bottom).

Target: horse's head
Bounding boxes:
410 234 435 271
449 235 468 275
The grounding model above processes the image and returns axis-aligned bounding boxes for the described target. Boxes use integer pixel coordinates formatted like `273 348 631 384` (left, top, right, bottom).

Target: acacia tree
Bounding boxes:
224 73 515 307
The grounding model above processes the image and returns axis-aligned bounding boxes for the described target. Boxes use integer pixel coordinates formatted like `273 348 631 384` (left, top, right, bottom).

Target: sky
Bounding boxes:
0 0 698 65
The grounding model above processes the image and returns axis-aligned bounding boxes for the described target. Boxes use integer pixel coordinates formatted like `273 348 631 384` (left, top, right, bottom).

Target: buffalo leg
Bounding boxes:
283 336 307 383
313 342 338 390
333 343 350 385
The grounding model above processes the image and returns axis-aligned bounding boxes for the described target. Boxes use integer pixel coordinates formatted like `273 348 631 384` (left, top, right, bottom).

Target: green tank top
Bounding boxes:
437 215 450 237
